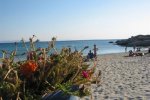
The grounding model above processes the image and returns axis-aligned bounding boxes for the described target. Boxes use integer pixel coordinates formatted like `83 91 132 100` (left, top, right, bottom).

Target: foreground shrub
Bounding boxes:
0 35 99 99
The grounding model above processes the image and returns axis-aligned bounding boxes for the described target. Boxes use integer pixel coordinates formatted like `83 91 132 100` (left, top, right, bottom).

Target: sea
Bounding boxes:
0 39 133 59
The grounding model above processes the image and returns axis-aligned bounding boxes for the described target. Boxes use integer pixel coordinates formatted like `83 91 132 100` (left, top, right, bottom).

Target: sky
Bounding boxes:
0 0 150 41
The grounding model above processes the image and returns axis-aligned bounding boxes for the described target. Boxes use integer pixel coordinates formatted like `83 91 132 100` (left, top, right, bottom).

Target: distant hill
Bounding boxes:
115 35 150 47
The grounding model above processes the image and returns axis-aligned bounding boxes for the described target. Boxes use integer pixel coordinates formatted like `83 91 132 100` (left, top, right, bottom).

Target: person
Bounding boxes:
133 46 136 52
148 48 150 53
129 50 134 56
93 44 97 58
68 48 71 54
87 50 94 59
125 46 127 52
136 47 141 52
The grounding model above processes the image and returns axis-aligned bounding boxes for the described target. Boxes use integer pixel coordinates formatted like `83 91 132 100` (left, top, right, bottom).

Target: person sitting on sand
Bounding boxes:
129 50 134 56
87 50 94 59
135 52 144 56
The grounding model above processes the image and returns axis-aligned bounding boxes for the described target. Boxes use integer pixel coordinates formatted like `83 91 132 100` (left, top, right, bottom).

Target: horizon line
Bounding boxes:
0 38 126 43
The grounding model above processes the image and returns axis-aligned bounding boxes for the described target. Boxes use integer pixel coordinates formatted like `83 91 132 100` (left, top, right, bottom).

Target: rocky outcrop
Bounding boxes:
115 35 150 47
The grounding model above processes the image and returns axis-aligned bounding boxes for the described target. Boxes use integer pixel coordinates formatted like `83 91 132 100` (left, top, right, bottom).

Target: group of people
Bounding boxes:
127 46 150 57
86 44 97 60
125 46 141 53
128 50 144 57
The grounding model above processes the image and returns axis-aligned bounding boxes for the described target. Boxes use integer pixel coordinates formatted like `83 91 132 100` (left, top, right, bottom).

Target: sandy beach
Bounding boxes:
83 52 150 100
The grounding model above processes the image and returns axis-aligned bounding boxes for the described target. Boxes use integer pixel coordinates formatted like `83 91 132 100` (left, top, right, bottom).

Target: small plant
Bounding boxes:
0 35 99 99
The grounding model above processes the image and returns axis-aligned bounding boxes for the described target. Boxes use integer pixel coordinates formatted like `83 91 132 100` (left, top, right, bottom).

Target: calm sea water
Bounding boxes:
0 40 133 58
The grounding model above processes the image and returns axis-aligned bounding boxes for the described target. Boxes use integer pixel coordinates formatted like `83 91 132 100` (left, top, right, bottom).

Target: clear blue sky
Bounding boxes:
0 0 150 41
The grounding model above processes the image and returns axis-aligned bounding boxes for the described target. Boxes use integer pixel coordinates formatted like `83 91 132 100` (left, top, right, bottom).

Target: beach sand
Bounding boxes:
83 52 150 100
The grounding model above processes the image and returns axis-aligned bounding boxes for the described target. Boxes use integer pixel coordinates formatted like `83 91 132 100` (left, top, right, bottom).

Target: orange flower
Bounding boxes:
20 60 38 78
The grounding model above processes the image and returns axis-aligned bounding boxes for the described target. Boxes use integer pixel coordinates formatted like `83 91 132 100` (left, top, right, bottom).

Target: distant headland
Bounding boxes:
115 35 150 47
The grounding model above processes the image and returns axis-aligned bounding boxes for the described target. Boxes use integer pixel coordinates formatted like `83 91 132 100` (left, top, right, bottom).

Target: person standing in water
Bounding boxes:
133 46 136 52
125 46 127 52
